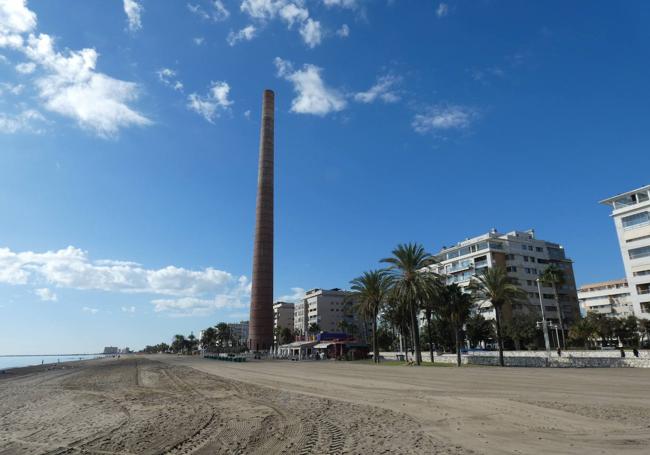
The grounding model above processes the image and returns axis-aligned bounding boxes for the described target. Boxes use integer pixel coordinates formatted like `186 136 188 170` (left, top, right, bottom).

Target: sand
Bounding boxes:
1 356 649 454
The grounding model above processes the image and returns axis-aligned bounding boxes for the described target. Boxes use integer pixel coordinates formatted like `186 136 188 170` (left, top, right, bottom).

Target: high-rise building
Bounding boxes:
600 184 650 319
248 90 275 351
432 229 580 326
294 289 359 336
578 279 633 317
273 301 294 341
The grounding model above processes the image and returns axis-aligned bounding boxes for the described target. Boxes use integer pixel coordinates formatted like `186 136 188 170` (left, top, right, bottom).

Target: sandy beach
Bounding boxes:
1 356 650 454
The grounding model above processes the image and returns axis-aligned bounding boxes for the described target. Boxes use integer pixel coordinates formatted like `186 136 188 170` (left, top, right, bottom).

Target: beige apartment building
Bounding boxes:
600 184 650 319
578 279 633 317
273 301 294 342
294 288 358 336
432 229 580 326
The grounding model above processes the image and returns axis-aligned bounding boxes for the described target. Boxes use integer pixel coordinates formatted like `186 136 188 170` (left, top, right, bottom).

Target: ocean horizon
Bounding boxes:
0 354 106 371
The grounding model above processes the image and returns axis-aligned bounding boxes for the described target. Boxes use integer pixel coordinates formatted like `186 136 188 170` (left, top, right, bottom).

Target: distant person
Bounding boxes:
633 348 639 358
557 348 562 357
620 348 625 358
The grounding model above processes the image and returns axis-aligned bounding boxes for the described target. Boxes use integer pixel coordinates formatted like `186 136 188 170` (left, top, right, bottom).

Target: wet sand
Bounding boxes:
0 357 460 454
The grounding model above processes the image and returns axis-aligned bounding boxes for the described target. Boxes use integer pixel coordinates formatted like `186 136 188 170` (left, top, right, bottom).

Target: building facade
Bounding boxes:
600 184 650 319
273 301 294 343
578 279 633 317
432 229 580 326
294 288 359 336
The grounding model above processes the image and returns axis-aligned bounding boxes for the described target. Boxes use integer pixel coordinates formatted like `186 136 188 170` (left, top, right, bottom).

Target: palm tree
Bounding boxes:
382 243 437 366
421 276 446 362
308 323 320 338
446 284 474 367
200 327 217 351
469 266 525 367
540 264 567 349
215 322 231 348
350 269 392 363
171 334 186 354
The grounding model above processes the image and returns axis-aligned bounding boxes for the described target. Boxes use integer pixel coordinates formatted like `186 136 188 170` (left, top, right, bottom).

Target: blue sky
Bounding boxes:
0 0 649 354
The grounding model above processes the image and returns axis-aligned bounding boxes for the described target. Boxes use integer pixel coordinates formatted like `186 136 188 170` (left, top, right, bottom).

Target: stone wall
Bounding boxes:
379 351 650 368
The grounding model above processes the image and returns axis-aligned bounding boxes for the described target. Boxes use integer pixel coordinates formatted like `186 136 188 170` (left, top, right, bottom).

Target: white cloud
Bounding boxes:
240 0 324 47
123 0 143 31
0 109 46 134
157 67 184 91
121 305 136 313
412 105 477 133
193 37 205 45
82 306 99 314
0 245 251 317
354 74 401 104
187 1 229 21
0 2 151 137
187 81 233 123
299 18 322 48
274 57 346 116
34 287 57 301
227 25 257 46
0 81 24 95
436 2 448 18
336 23 349 38
14 60 34 73
0 0 36 42
322 0 358 8
277 287 305 303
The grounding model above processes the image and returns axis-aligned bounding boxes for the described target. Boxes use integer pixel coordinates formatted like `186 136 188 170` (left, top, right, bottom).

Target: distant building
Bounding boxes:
600 184 650 319
227 321 249 346
294 288 360 337
273 301 294 341
103 346 118 355
432 229 580 327
578 279 633 317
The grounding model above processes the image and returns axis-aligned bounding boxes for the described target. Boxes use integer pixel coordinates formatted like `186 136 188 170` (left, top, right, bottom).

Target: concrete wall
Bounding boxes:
379 351 650 368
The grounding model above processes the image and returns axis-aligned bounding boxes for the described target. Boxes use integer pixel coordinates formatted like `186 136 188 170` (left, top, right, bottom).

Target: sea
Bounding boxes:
0 354 105 371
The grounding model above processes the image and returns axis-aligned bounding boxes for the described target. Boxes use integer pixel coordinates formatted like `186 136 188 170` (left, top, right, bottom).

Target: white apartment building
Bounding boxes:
273 301 294 342
294 288 358 336
600 184 650 319
227 321 249 346
432 229 580 326
578 279 633 317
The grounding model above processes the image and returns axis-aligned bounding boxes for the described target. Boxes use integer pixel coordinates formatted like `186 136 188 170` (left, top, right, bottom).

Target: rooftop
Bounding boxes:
599 184 650 206
578 279 628 292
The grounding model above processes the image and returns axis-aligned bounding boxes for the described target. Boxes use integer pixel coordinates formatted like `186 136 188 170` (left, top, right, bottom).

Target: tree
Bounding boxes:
639 319 650 347
280 327 293 344
350 269 392 363
465 314 493 348
540 264 567 349
201 327 217 351
382 243 437 366
215 322 231 347
613 315 639 347
308 323 320 337
568 316 597 348
421 275 446 362
446 284 474 366
469 266 526 367
186 332 198 353
382 297 412 361
171 334 186 354
503 313 540 350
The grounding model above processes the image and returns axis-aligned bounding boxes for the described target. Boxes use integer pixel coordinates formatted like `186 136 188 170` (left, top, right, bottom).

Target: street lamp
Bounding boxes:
536 278 551 364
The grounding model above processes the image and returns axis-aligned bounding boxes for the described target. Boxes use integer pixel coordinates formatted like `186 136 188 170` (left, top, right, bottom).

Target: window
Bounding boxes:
622 212 650 230
536 247 544 252
524 256 529 262
633 270 650 277
506 266 517 272
524 268 531 274
629 246 650 260
528 245 534 251
527 280 534 286
543 294 555 299
522 244 528 250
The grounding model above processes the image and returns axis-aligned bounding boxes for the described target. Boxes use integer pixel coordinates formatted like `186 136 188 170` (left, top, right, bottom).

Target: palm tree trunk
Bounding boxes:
494 305 505 367
455 322 461 367
426 310 434 363
553 284 566 349
410 302 422 365
372 315 379 364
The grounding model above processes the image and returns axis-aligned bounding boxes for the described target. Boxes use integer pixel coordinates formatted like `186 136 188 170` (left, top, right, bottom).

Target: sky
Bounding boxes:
0 0 649 354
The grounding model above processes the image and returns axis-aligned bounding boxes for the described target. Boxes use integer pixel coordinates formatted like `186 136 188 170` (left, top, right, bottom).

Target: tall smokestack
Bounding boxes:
248 89 274 352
